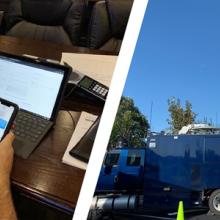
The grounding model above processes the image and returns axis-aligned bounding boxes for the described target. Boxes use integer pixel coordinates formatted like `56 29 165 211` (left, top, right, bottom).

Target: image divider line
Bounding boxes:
72 1 149 220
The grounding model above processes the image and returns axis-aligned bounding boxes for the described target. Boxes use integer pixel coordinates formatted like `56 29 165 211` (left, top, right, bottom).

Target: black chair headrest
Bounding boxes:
21 0 72 25
106 0 133 39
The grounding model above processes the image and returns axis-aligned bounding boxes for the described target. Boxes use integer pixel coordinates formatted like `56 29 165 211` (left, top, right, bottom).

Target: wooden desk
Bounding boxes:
0 35 113 61
0 36 113 212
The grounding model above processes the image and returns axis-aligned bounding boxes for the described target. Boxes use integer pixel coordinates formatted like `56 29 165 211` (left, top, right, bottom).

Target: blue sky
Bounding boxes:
123 0 220 132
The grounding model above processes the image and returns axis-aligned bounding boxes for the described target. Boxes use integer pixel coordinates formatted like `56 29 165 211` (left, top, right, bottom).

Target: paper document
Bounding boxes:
62 111 98 170
61 53 118 87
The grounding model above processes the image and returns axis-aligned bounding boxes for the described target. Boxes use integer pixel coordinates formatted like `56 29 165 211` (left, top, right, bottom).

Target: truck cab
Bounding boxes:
96 148 146 193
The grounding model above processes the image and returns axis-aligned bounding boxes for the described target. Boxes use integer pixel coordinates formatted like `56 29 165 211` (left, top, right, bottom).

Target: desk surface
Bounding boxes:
0 35 113 61
0 36 113 211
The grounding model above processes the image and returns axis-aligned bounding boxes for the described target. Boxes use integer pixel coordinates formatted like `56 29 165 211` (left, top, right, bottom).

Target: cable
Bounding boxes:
64 84 77 99
66 111 77 128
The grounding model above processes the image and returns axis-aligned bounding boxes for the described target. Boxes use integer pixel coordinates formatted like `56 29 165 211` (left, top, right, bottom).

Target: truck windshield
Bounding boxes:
104 153 120 166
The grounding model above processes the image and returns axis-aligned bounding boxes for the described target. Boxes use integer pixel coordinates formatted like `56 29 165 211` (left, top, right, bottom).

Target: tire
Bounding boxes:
209 189 220 215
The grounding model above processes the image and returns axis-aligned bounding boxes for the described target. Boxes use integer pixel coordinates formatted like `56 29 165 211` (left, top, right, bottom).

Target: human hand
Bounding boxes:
0 132 15 188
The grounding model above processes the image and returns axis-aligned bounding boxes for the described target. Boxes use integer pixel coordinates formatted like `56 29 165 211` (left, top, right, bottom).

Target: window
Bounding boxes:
126 150 142 166
104 153 120 166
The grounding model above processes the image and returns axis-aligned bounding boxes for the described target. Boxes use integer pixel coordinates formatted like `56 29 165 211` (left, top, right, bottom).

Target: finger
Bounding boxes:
11 124 15 132
2 131 15 144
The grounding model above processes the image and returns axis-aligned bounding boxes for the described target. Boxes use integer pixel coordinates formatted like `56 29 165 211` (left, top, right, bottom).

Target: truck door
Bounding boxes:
116 149 145 191
96 149 121 192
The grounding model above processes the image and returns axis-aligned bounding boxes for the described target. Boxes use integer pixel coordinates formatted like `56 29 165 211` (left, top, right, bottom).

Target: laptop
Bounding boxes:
0 52 71 159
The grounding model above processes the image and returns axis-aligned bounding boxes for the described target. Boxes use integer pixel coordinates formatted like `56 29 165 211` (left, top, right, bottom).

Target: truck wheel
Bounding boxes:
209 189 220 215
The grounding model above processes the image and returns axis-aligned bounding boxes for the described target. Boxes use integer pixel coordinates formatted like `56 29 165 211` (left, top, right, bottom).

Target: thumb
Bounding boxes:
2 131 15 145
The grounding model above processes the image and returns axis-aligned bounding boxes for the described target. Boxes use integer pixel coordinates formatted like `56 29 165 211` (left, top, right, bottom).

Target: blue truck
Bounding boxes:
91 134 220 216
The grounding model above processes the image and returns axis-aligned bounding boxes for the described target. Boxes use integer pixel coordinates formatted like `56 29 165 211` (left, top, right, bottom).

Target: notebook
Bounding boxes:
0 52 71 158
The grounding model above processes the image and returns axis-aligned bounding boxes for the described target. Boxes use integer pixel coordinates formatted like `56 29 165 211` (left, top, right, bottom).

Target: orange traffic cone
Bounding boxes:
176 201 184 220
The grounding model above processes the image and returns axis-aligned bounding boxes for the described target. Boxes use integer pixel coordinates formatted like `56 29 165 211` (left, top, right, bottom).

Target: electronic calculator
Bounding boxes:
77 76 108 101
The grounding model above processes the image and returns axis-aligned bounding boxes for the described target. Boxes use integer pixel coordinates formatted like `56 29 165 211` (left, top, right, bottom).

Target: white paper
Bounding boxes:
62 111 98 170
61 53 118 87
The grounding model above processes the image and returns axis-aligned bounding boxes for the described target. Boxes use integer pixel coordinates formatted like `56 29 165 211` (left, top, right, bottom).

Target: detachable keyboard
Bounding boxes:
13 111 53 159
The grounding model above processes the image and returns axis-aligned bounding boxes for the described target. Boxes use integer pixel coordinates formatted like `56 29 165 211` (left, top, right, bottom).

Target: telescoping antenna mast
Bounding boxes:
149 101 153 131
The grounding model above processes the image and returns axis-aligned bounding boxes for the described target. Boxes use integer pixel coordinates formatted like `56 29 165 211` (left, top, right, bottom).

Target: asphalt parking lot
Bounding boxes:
189 214 220 220
88 209 220 220
95 214 220 220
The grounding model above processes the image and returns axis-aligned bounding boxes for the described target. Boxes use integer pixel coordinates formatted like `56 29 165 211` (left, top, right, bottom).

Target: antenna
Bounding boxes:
150 101 153 128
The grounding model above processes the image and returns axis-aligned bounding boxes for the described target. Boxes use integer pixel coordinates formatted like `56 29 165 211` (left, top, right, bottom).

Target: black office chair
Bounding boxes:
2 0 88 46
87 0 133 53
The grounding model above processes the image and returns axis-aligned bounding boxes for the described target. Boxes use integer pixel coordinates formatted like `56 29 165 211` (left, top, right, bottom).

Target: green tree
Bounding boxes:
167 97 197 133
109 97 149 147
